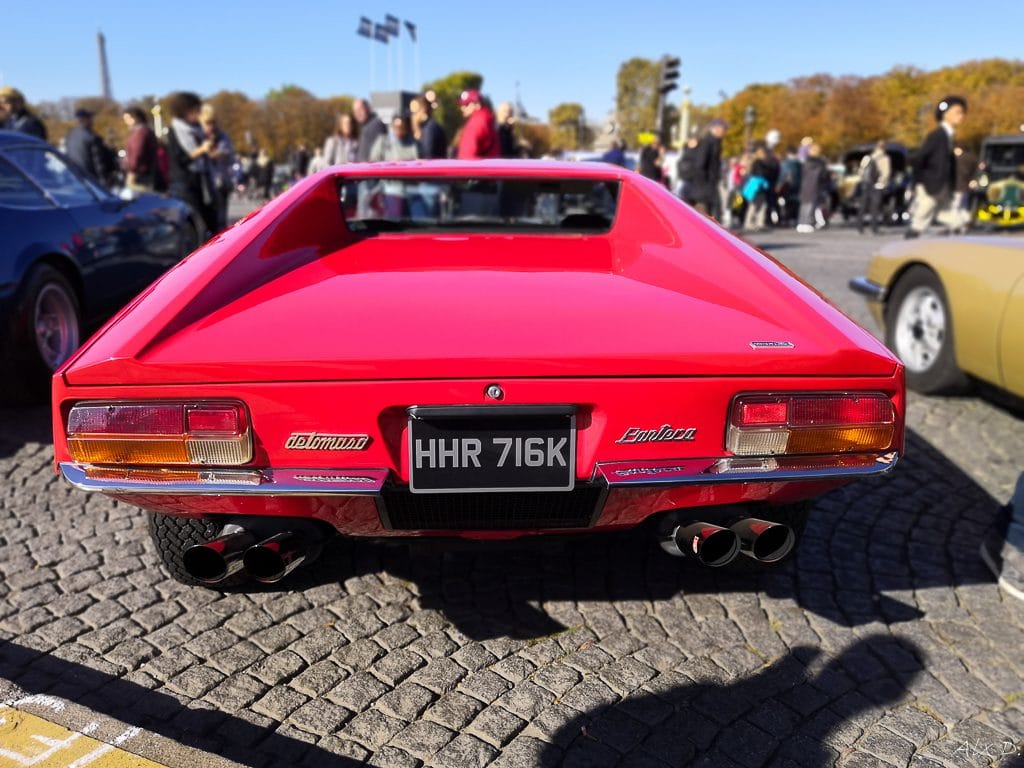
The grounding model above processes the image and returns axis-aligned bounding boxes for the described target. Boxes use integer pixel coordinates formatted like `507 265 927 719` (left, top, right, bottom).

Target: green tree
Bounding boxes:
615 57 660 148
422 70 484 148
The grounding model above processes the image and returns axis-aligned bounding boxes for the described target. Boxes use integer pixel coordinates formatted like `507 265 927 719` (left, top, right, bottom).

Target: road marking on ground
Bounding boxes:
0 700 164 768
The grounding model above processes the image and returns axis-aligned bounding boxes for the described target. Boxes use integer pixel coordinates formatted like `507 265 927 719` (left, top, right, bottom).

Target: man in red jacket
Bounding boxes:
456 90 499 160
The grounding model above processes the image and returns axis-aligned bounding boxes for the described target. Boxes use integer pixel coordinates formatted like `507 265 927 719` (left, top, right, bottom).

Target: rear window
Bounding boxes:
340 177 619 234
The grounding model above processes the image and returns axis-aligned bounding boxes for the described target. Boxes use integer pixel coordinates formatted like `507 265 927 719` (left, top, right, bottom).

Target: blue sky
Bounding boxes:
2 1 1016 122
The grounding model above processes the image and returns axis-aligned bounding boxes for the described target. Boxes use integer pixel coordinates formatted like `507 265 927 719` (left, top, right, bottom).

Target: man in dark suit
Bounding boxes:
906 96 967 238
691 118 727 221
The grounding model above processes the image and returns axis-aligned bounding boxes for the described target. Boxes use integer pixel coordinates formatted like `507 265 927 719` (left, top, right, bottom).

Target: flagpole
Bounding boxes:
369 36 374 93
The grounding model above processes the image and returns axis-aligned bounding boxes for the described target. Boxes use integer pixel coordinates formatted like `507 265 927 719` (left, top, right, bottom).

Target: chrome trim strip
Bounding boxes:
594 452 899 487
848 276 887 302
59 463 388 496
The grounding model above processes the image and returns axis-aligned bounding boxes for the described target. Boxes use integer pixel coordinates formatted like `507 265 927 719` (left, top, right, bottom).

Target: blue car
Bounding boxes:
0 130 201 401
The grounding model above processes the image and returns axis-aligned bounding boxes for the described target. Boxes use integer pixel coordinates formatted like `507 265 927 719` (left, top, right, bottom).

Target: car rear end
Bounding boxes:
53 163 905 585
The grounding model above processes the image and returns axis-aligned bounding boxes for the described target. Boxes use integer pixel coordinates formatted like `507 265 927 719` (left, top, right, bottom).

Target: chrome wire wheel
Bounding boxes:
33 281 79 370
892 285 946 374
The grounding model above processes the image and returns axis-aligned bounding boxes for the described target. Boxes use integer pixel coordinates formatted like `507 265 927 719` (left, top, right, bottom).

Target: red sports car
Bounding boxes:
52 162 905 586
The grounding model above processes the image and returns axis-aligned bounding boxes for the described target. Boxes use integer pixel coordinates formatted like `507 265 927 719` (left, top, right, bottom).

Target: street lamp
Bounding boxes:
678 86 692 148
744 105 755 150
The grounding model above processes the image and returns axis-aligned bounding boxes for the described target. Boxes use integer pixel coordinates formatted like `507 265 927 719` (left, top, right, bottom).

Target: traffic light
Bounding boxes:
659 57 681 96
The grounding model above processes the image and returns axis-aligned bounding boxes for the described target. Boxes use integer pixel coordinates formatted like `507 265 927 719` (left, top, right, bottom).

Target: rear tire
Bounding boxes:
148 513 245 588
885 265 969 394
0 264 80 404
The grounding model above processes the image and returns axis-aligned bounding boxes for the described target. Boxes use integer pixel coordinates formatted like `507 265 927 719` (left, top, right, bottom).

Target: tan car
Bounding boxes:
851 237 1024 395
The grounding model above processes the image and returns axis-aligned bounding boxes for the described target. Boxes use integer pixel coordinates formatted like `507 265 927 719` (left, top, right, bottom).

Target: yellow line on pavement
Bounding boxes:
0 706 166 768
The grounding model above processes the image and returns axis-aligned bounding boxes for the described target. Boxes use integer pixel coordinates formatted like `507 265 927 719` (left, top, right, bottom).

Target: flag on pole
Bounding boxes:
356 17 372 38
385 14 400 36
373 23 390 43
404 20 416 42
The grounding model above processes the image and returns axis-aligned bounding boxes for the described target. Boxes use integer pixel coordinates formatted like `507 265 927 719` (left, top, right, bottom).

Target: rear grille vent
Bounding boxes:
381 485 605 531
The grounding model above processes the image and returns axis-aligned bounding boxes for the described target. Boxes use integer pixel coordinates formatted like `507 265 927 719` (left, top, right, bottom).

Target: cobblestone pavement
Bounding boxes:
1 226 1022 767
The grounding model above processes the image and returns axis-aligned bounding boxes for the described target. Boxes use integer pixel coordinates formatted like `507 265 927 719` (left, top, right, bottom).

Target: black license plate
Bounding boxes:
408 406 576 493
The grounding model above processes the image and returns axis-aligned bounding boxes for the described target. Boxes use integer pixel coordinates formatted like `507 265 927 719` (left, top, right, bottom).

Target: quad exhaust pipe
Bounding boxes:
661 522 740 567
243 532 310 584
182 527 256 584
731 518 796 563
661 517 795 567
182 527 314 584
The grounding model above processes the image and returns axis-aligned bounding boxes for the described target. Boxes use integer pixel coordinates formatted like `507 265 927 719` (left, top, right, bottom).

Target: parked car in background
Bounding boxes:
53 161 905 588
0 131 202 402
851 236 1024 396
837 143 911 225
975 135 1024 229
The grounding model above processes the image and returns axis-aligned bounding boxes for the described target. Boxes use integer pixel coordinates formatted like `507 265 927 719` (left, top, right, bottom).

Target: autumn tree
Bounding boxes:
615 58 660 148
518 122 551 158
548 102 593 150
206 91 259 152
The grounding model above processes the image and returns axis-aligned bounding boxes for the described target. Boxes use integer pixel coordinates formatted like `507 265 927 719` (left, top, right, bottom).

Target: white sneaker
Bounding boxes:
795 224 814 233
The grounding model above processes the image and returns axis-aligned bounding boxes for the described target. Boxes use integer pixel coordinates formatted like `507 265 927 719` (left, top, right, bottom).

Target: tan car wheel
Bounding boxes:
885 265 968 394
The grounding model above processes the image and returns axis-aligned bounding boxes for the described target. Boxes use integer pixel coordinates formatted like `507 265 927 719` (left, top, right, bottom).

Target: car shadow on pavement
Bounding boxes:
539 634 924 767
0 638 362 767
289 427 1005 641
0 633 923 767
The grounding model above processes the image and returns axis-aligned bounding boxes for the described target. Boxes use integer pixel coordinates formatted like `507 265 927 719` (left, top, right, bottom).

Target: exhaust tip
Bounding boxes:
183 545 231 584
243 532 308 584
662 522 740 567
732 518 795 563
243 546 287 584
182 527 254 584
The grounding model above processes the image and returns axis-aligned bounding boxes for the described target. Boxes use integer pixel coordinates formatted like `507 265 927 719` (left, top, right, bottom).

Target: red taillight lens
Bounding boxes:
728 393 896 456
67 401 252 466
734 399 788 426
788 396 893 426
186 405 243 435
67 404 185 435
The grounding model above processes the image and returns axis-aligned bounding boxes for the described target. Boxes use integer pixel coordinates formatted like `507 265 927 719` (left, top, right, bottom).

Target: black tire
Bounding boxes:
0 263 81 404
148 513 245 588
884 265 969 394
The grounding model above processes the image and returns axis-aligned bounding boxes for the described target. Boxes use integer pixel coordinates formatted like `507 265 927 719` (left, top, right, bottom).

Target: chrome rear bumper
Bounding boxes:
59 451 899 496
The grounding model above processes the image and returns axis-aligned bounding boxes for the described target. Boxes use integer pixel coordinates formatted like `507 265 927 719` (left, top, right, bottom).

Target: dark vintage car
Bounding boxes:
975 134 1024 228
0 130 202 401
837 143 911 224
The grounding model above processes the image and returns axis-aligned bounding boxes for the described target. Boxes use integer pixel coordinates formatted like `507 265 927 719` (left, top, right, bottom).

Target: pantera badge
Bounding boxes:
615 425 697 444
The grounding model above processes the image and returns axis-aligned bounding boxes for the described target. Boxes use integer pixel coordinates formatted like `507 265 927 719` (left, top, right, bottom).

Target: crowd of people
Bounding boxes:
0 81 987 239
639 94 976 238
0 84 534 233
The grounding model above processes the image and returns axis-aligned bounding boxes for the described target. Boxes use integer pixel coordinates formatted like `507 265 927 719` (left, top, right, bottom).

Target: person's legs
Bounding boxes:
909 183 939 235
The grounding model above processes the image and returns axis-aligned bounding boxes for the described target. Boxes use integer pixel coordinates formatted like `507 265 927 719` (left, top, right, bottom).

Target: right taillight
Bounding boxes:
727 393 895 456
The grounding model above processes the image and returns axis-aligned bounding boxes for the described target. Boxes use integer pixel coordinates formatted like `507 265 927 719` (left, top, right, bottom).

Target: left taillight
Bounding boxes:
727 393 896 456
66 401 252 466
